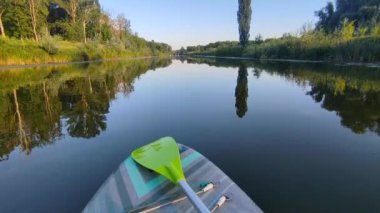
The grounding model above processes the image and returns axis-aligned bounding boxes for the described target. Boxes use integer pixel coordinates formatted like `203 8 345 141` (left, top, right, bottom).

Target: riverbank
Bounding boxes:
0 56 168 71
0 37 171 67
186 35 380 64
186 55 380 68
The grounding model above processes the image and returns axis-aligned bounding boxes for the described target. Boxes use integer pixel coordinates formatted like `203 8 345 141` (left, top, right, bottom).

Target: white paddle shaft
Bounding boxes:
178 180 210 213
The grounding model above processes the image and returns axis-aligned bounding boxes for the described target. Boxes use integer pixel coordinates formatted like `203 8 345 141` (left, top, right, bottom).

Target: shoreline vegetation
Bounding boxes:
0 37 171 67
184 35 380 64
0 0 172 67
182 0 380 65
185 55 380 68
0 55 160 70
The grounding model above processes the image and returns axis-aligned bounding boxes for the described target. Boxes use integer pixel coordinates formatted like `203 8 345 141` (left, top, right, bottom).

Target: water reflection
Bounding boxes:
235 64 249 118
308 85 380 135
1 57 379 161
0 59 172 160
187 57 380 136
59 78 109 138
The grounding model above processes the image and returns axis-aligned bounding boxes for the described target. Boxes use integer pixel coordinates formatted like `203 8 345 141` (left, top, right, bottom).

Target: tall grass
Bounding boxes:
188 32 380 63
0 37 171 66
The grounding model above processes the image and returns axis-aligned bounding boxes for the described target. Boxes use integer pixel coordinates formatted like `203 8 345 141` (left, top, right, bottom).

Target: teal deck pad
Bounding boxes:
125 151 201 198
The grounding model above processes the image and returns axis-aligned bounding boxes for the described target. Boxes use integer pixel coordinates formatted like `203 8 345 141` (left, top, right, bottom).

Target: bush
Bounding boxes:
40 36 59 55
372 24 380 37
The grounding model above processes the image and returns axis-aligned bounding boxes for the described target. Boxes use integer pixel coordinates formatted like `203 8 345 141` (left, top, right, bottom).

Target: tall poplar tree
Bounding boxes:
237 0 252 47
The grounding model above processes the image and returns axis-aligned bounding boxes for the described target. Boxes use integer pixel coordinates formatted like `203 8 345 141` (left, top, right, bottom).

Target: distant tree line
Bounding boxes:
186 0 380 63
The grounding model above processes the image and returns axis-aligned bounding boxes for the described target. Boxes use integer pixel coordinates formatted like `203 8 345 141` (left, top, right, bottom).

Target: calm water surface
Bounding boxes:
0 58 379 213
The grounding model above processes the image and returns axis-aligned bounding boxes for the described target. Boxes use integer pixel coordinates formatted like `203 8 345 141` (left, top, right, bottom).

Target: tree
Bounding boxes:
0 1 8 38
178 47 187 55
26 0 50 41
340 19 355 41
80 2 98 43
2 0 32 39
371 23 380 36
69 0 79 23
357 25 368 37
316 0 380 33
254 34 263 44
86 6 101 39
99 11 112 41
315 2 336 33
115 13 131 41
100 23 112 41
237 0 252 47
0 11 5 38
28 0 39 41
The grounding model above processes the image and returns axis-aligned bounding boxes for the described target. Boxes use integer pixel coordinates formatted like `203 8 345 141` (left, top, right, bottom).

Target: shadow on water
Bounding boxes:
187 57 380 136
0 59 172 161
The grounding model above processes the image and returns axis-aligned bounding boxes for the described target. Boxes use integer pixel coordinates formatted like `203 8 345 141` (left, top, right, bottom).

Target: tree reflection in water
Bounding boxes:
187 57 380 136
60 78 108 138
0 59 172 160
1 58 380 161
308 85 380 136
235 64 249 118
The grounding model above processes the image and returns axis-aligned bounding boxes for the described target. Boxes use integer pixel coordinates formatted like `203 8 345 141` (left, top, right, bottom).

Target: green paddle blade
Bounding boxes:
131 137 185 184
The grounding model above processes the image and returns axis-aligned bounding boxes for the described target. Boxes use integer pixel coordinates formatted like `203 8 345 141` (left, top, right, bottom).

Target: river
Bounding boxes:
0 58 379 212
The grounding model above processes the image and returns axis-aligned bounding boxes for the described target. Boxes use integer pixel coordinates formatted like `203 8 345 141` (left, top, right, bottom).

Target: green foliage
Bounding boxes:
0 37 171 66
188 0 380 63
187 32 380 63
100 24 112 41
237 0 252 47
2 0 33 38
50 20 83 41
177 47 187 55
315 2 336 33
1 0 50 39
0 37 49 65
40 35 59 55
0 0 171 65
371 23 380 36
85 7 101 39
340 19 355 41
357 25 368 37
316 0 380 33
215 44 243 57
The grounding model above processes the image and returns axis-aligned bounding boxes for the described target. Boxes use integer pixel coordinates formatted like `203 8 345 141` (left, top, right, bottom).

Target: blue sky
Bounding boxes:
99 0 328 49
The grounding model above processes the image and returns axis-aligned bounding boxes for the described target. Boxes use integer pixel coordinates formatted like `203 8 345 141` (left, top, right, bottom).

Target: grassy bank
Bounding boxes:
186 35 380 63
0 37 171 66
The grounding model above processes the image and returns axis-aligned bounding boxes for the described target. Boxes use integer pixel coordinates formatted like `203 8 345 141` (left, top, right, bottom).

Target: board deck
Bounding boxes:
83 144 263 213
